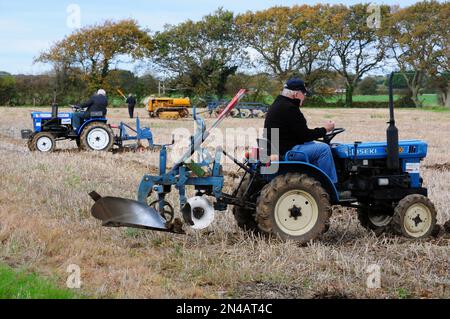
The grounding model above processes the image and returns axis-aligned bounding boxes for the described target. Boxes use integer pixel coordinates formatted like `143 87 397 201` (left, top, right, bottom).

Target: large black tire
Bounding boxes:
256 173 331 243
79 122 114 151
357 205 393 235
232 175 263 233
29 132 55 152
391 194 437 239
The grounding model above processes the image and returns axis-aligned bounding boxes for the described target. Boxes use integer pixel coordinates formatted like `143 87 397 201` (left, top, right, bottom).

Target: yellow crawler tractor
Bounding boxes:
146 97 190 120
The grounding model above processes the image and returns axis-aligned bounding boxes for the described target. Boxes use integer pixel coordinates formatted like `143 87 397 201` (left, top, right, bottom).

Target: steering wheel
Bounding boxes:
321 127 345 144
70 105 85 112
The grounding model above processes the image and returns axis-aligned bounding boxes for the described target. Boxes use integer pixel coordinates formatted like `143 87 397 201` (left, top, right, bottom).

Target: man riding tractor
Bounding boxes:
72 89 108 132
264 78 341 193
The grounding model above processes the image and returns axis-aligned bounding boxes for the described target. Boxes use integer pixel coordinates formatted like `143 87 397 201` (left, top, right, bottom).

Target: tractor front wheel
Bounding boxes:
256 173 331 243
357 205 393 235
391 194 437 239
29 132 56 152
79 122 114 151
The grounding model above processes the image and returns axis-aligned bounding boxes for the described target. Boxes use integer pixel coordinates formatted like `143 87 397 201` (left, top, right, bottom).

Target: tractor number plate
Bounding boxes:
61 118 71 124
405 162 420 173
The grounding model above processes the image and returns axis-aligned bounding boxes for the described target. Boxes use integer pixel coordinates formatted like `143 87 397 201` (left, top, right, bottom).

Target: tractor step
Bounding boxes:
338 197 358 204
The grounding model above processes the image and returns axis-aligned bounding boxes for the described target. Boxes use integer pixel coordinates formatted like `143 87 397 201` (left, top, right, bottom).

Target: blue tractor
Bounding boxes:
22 104 114 152
22 104 155 152
90 75 437 243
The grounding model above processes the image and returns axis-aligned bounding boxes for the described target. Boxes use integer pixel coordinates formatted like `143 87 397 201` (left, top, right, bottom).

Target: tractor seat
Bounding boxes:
89 111 104 117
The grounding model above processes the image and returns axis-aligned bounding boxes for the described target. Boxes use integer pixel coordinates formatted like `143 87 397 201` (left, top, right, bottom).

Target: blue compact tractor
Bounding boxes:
21 104 154 152
90 74 437 243
22 104 114 152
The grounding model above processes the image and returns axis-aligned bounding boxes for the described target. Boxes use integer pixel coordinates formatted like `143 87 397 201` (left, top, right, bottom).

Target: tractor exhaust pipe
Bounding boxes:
51 89 58 119
386 72 399 170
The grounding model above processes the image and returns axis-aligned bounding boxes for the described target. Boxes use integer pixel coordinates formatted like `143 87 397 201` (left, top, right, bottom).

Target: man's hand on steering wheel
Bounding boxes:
71 105 85 112
321 127 346 144
324 120 335 133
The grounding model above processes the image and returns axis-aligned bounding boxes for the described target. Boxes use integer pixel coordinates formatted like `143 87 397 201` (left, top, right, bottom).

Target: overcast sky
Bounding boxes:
0 0 426 75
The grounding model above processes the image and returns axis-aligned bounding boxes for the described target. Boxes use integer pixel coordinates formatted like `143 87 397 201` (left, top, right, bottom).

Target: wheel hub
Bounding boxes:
87 128 110 150
36 136 53 152
404 203 432 237
274 190 318 236
288 205 302 220
412 214 423 227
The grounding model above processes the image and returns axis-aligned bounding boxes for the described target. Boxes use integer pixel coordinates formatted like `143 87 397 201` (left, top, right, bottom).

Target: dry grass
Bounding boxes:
0 106 449 298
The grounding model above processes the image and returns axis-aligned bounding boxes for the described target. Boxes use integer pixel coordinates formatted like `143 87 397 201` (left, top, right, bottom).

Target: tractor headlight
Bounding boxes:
378 178 389 186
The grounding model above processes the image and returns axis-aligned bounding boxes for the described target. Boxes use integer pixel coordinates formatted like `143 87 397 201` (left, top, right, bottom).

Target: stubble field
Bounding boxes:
0 106 449 298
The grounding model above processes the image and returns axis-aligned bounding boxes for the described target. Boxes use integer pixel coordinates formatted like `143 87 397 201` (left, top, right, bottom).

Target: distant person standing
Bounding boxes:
126 94 137 118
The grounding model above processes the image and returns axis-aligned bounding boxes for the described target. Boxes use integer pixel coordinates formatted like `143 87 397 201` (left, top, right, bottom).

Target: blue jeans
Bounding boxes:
290 142 338 183
72 112 88 131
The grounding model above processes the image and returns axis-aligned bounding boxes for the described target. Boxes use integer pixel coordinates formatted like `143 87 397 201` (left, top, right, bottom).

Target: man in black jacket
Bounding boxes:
72 89 108 130
264 78 338 183
126 93 137 118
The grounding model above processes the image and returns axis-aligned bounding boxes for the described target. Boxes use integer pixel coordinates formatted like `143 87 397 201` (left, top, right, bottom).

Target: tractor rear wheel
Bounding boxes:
357 205 393 235
256 173 331 243
79 122 114 151
391 194 437 239
29 132 56 152
232 175 263 233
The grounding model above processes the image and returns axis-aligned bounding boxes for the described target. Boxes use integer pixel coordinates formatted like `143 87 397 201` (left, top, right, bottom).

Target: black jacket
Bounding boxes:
264 95 326 156
126 96 136 107
81 94 108 115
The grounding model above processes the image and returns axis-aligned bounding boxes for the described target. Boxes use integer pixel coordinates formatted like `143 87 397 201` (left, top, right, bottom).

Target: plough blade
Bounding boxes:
89 191 169 232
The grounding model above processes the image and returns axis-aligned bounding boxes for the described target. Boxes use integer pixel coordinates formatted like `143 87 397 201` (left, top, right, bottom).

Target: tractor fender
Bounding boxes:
77 118 108 135
271 161 339 204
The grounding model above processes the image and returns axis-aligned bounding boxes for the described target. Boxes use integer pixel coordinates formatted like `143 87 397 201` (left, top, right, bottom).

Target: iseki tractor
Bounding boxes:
90 73 437 243
21 103 155 153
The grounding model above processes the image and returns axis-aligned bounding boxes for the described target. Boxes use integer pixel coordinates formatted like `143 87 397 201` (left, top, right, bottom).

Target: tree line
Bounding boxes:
0 1 448 107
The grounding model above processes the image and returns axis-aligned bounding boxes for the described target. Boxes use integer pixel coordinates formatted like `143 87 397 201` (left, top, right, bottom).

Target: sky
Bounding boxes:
0 0 425 75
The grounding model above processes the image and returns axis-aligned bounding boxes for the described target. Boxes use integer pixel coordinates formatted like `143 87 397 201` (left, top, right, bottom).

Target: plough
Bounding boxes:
112 117 155 152
90 89 247 232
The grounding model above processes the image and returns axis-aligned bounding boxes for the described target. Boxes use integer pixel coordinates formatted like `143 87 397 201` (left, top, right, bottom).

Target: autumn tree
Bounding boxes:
386 1 449 107
151 9 244 97
324 4 387 107
236 5 329 86
35 19 152 94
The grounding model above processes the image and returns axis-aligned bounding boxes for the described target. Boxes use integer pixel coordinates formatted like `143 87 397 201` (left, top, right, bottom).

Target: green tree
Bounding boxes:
151 9 244 97
35 20 152 93
358 76 378 95
324 4 387 107
236 5 329 86
386 1 449 107
0 73 16 105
